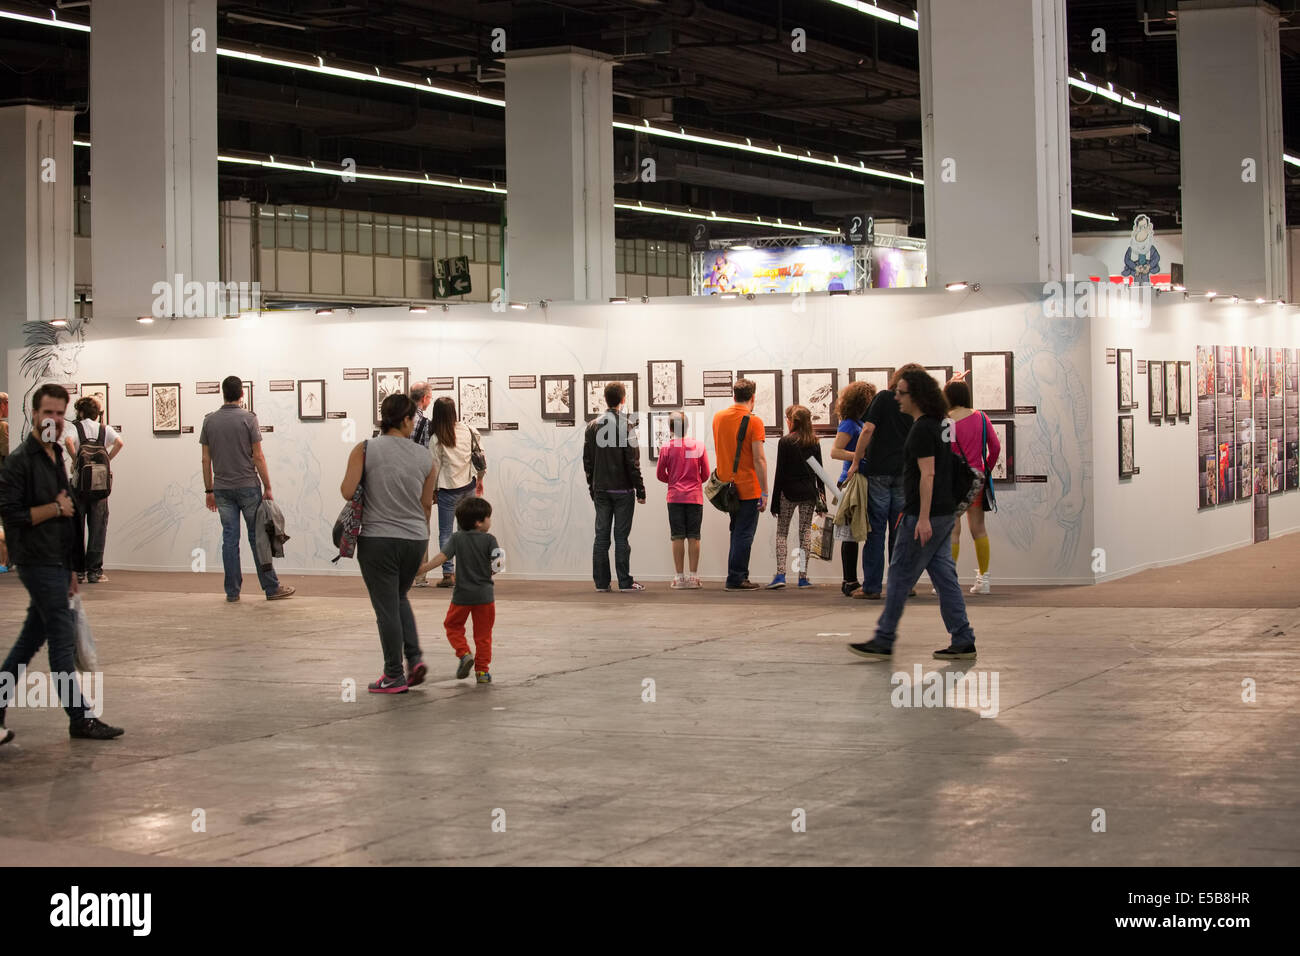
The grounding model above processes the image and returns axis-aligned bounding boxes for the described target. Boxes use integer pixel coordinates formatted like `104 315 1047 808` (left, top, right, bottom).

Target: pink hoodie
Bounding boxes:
656 437 711 505
952 411 1001 473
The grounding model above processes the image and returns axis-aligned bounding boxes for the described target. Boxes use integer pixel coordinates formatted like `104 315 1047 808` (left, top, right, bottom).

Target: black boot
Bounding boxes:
69 717 124 740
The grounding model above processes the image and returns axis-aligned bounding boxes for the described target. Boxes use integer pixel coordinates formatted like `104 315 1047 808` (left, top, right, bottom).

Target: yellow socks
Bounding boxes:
974 535 990 574
952 538 960 562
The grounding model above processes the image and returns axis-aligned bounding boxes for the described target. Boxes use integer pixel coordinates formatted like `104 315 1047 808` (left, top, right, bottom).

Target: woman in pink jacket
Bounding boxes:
655 411 711 589
944 377 1002 594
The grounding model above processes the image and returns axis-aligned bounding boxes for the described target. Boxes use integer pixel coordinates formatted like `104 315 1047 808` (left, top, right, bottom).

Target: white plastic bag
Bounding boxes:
70 594 100 673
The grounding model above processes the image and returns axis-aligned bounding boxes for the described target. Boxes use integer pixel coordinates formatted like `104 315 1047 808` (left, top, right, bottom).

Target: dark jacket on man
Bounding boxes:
583 410 645 498
0 431 85 571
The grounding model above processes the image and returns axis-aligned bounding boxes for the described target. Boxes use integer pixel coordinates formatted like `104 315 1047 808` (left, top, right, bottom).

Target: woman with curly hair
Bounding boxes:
828 379 877 595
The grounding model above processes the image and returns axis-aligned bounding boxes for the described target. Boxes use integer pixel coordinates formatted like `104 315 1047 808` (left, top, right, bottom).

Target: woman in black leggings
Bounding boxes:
828 381 876 595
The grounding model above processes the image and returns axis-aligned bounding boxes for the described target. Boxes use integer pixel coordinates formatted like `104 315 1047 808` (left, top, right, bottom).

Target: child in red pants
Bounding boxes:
417 495 499 683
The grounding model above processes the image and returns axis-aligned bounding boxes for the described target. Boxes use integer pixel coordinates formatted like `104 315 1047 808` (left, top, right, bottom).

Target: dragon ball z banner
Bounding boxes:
702 245 855 295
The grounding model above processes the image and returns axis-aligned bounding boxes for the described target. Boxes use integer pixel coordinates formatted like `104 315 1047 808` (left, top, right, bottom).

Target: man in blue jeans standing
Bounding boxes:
583 382 646 592
712 378 769 591
848 368 976 661
200 377 295 603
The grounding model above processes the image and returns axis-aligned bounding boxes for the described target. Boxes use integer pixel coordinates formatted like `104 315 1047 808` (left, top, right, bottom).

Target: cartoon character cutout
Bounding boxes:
1121 214 1160 284
708 254 738 294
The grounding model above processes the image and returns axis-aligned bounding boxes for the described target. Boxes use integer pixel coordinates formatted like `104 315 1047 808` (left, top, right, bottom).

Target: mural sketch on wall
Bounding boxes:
118 471 221 563
1005 306 1091 575
19 318 86 434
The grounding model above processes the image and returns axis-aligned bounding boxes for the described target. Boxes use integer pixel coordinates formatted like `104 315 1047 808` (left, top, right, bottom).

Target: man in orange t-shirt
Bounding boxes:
712 379 768 590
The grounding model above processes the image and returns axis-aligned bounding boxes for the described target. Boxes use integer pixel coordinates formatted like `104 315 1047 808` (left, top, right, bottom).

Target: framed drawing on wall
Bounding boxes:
1116 349 1133 411
792 368 840 436
1164 360 1178 422
989 420 1015 482
1177 360 1192 419
647 360 683 408
583 374 639 421
458 376 492 432
647 411 675 460
1147 361 1164 423
963 351 1014 416
239 381 254 414
1119 414 1136 478
298 379 326 421
736 369 783 435
540 374 576 421
151 383 181 435
81 383 109 424
925 366 954 387
373 367 409 427
849 367 894 393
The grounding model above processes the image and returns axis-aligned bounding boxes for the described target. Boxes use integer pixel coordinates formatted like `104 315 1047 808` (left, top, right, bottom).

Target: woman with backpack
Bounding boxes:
766 405 824 589
943 376 1002 594
427 396 487 589
63 396 123 584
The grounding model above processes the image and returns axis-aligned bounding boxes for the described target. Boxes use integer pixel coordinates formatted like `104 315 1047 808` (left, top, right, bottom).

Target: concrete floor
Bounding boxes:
1 538 1298 866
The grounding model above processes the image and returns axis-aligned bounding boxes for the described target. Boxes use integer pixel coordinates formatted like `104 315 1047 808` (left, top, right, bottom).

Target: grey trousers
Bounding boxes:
357 536 427 680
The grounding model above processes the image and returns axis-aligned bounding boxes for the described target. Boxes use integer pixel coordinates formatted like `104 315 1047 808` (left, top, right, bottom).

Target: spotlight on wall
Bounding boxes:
409 304 428 314
315 307 334 316
1204 291 1217 300
1255 297 1266 305
1230 295 1240 305
730 244 754 251
945 281 980 292
509 301 528 311
136 315 155 325
641 295 651 304
1173 284 1186 292
539 298 552 310
441 303 449 313
609 296 629 304
49 317 68 328
1278 299 1287 308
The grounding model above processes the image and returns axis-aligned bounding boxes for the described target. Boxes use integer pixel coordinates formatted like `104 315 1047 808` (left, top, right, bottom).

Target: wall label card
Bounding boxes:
555 420 575 428
63 383 79 395
269 380 295 391
702 370 734 398
508 376 537 389
491 422 519 430
343 368 370 380
1014 405 1037 415
181 425 194 434
1014 474 1048 483
429 377 454 391
1106 349 1117 364
125 384 149 396
327 411 348 419
196 382 220 394
1137 360 1147 374
260 425 274 433
684 398 706 406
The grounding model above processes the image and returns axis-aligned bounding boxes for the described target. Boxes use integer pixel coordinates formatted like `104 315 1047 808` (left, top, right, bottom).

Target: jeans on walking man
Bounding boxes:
200 376 295 602
0 384 124 744
583 382 646 592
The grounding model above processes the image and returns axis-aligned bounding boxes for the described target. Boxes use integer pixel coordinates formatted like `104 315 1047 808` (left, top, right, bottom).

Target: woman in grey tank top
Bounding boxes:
340 393 437 694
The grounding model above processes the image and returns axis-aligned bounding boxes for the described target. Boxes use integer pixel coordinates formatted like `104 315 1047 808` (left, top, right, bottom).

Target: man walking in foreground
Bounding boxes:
848 368 976 661
200 376 295 603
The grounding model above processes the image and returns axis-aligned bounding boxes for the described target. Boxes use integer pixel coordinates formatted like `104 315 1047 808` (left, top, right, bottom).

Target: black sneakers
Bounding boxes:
1 727 13 746
847 639 893 660
933 644 977 661
69 718 125 740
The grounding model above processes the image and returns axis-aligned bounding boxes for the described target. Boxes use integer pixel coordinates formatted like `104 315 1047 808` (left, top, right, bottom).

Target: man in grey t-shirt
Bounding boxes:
200 376 294 602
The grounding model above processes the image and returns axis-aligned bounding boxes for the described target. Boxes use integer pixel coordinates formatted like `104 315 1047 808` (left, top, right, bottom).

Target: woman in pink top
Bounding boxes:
655 411 711 589
944 377 1002 595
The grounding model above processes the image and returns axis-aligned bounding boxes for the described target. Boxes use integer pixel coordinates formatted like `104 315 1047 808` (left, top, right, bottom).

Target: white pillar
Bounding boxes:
918 0 1071 286
90 0 218 320
1177 0 1286 300
0 104 76 396
504 47 616 303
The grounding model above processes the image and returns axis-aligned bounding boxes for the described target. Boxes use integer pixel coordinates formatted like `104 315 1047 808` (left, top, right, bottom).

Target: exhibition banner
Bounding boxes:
701 245 854 295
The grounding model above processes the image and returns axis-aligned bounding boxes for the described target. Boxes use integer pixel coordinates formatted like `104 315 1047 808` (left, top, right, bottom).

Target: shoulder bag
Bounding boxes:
704 415 750 514
332 440 368 561
979 412 998 513
950 419 985 519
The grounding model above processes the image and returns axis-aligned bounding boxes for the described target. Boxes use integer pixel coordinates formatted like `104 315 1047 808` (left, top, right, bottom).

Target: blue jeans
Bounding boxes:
1 564 86 721
437 480 478 575
214 487 280 599
873 512 976 650
726 498 761 587
864 473 906 594
593 491 636 589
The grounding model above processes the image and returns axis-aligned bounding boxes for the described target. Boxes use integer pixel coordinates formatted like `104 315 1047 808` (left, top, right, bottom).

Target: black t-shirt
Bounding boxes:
903 415 955 517
862 390 913 477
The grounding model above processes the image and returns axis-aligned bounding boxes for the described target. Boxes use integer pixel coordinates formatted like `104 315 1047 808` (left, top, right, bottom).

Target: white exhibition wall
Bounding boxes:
5 285 1295 585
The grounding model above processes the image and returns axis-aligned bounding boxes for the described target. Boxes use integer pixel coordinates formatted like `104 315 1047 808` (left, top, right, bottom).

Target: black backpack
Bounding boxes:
73 421 113 500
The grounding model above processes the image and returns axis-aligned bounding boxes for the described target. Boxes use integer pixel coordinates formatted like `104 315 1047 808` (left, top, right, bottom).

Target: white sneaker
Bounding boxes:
970 572 991 595
686 575 702 589
670 573 689 589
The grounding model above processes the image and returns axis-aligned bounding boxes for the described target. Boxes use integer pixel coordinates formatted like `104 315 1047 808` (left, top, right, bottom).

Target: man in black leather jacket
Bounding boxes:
583 382 646 592
0 384 124 744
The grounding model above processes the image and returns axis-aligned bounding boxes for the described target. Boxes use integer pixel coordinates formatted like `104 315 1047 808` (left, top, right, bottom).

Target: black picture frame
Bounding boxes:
737 369 784 436
539 374 576 422
1177 360 1192 419
1164 360 1178 422
240 380 254 414
1147 361 1164 423
849 367 894 393
458 376 492 433
151 383 182 435
989 419 1015 483
1116 348 1134 411
297 379 326 421
1119 414 1136 478
373 367 409 427
963 351 1015 416
792 368 840 436
647 360 684 408
647 411 674 461
80 383 109 425
583 374 639 422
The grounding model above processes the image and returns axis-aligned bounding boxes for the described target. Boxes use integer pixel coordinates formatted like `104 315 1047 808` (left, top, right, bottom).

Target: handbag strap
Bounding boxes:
731 415 750 475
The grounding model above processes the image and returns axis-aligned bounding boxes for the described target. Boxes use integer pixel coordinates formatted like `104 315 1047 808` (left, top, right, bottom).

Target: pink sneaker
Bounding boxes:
686 575 702 589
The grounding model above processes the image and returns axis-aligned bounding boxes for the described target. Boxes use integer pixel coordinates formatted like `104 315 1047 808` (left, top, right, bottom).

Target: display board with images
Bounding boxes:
1196 347 1216 509
736 370 783 436
1253 347 1268 499
540 374 576 421
647 360 683 409
1269 348 1285 495
1216 346 1236 503
1287 349 1299 491
963 351 1014 416
849 367 894 394
792 368 840 436
583 374 638 422
458 376 492 432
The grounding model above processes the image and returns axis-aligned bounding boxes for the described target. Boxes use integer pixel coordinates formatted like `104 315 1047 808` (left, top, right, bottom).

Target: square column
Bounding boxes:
90 0 218 320
918 0 1072 286
504 48 616 303
1177 0 1286 299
